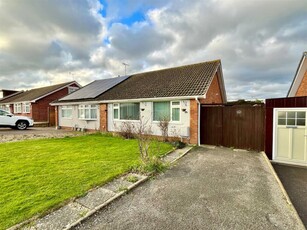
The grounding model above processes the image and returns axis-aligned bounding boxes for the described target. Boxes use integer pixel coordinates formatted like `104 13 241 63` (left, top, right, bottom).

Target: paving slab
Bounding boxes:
24 203 89 230
74 147 304 230
103 178 134 193
76 188 116 210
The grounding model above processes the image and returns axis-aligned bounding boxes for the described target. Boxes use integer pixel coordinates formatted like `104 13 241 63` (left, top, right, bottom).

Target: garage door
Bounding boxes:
274 108 307 166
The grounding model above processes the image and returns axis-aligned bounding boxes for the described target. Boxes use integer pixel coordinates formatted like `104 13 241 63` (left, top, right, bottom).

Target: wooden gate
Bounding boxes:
200 105 265 151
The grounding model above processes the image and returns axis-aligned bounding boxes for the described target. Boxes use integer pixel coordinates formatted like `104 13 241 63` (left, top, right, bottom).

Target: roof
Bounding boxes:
0 81 79 103
288 52 307 97
97 60 225 101
59 76 129 102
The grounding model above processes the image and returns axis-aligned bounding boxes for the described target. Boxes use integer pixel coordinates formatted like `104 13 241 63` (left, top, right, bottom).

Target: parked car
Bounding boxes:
0 109 34 130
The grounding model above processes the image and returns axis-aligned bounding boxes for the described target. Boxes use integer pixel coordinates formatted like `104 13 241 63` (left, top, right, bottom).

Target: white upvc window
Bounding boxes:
14 103 22 113
0 105 10 112
78 105 97 120
61 106 73 118
119 103 140 120
113 104 119 120
23 102 30 113
153 101 181 122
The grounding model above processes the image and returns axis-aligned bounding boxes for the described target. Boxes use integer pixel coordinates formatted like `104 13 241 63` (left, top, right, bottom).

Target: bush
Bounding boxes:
173 141 186 149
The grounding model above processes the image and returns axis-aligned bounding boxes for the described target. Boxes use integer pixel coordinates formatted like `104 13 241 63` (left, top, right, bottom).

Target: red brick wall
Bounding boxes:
31 87 70 122
100 104 108 131
296 70 307 96
190 99 198 144
199 73 224 104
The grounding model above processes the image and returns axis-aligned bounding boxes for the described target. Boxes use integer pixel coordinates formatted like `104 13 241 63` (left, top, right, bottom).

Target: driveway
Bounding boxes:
273 163 307 227
74 147 303 230
0 127 80 143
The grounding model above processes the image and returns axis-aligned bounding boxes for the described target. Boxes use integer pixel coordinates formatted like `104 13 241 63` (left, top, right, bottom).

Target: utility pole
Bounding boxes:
122 62 129 76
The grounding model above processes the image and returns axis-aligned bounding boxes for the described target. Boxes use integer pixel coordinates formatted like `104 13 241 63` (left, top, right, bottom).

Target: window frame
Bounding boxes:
14 103 22 113
277 111 306 127
61 105 73 119
153 101 181 122
113 103 119 120
23 102 30 113
78 104 98 120
118 103 140 121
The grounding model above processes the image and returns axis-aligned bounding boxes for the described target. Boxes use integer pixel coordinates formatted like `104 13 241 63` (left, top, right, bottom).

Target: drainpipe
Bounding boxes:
195 96 201 146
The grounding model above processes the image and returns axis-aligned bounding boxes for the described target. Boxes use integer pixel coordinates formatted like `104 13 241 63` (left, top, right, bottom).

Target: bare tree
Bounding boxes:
157 116 170 142
134 118 153 164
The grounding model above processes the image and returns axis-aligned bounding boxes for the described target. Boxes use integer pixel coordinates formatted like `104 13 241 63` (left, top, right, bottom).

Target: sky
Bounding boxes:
0 0 306 100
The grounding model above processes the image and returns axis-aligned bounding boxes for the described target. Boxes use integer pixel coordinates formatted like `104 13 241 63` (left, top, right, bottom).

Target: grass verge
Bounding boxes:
0 133 172 229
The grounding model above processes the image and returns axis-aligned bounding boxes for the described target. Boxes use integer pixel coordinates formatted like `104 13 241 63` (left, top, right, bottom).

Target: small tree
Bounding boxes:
157 116 170 142
134 118 152 164
117 121 135 139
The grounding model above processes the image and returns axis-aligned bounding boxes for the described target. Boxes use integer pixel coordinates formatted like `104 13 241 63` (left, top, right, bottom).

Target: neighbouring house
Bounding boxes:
0 81 81 126
288 51 307 97
0 89 20 99
52 60 227 144
265 52 307 166
51 76 129 131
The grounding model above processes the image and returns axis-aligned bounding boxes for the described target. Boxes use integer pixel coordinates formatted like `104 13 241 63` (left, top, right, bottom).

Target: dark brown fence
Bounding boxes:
200 105 265 151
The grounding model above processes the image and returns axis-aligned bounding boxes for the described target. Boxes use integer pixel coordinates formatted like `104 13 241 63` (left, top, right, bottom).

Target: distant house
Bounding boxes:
0 81 81 126
288 51 307 97
51 76 129 131
0 89 20 99
52 60 227 144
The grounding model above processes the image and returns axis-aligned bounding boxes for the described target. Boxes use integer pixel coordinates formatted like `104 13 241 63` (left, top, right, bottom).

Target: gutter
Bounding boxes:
51 95 205 106
195 96 201 146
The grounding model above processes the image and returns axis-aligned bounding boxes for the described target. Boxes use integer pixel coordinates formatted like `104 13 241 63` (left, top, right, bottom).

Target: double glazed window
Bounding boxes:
61 106 73 118
14 103 22 113
113 103 140 120
78 105 97 120
278 111 306 126
153 101 180 122
23 103 30 113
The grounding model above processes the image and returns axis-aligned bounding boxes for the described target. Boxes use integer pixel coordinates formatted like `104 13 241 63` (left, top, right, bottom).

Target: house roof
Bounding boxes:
97 60 225 101
0 81 79 103
59 76 129 102
288 52 307 97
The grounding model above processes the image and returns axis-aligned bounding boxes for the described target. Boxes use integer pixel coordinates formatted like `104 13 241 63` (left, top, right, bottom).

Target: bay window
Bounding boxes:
78 105 97 120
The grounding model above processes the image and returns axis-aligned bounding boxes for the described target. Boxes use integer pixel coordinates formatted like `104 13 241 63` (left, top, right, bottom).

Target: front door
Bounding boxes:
274 109 307 166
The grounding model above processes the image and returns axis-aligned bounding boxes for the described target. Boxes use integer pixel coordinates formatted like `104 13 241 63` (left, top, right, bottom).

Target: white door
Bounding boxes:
274 109 307 166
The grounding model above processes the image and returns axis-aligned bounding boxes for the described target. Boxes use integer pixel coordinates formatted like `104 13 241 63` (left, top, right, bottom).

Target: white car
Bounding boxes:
0 109 34 130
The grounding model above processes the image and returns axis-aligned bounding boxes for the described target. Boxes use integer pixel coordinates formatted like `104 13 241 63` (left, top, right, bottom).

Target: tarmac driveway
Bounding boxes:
75 147 304 230
273 164 307 227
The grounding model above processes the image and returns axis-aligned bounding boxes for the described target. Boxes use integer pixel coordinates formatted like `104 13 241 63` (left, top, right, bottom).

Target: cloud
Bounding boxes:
0 0 306 100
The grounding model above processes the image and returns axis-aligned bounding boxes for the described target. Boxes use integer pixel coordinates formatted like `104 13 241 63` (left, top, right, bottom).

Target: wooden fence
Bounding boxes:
200 105 265 151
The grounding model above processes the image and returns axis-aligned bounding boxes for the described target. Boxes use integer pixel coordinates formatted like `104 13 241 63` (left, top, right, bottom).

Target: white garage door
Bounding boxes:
274 108 307 166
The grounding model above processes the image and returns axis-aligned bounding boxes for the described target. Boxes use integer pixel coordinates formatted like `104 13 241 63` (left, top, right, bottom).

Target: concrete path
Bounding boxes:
74 147 304 230
273 163 307 227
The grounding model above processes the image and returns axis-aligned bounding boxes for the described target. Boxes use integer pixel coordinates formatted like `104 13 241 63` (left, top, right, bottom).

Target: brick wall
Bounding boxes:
190 99 198 144
199 73 224 104
31 87 70 123
296 70 307 96
100 104 108 131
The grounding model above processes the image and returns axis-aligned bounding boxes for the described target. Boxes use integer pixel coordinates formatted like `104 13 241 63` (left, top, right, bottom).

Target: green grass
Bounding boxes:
0 133 173 229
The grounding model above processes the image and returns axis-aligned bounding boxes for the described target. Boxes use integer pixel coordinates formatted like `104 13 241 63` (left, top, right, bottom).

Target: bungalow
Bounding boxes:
52 60 227 144
0 81 81 126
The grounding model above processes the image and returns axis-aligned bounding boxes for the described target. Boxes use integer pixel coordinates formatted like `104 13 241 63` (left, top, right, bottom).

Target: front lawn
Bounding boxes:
0 133 173 229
